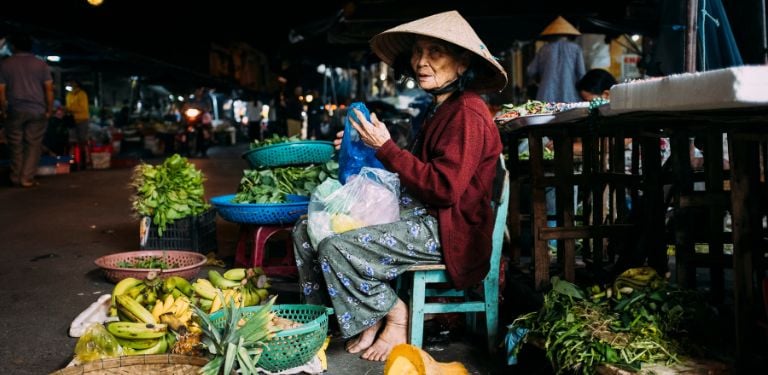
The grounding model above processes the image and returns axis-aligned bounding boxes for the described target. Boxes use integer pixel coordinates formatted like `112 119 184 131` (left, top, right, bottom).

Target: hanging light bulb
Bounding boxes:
87 0 104 6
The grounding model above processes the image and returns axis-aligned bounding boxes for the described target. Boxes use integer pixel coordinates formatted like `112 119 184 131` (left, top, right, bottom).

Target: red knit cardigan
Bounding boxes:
376 91 502 289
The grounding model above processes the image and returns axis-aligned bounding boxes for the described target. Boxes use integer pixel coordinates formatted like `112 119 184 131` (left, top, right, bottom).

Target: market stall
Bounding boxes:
500 66 768 371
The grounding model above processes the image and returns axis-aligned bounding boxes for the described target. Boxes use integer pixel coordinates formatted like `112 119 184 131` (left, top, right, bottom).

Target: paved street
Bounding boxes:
0 143 510 374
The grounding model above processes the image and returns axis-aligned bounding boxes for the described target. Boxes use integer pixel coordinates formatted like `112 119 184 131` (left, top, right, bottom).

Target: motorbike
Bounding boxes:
177 105 212 157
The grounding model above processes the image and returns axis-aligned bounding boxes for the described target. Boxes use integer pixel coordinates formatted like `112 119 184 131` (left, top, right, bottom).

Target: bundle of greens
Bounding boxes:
509 270 716 374
233 160 338 203
130 154 210 235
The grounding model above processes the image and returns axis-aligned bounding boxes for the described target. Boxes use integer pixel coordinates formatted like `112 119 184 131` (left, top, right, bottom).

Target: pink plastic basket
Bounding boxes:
94 250 207 283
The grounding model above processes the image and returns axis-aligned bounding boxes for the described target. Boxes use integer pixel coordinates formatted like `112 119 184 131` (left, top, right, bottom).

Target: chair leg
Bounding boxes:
484 279 499 354
409 271 427 348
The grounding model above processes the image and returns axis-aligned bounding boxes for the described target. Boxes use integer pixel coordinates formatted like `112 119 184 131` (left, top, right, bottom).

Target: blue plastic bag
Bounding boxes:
338 102 385 184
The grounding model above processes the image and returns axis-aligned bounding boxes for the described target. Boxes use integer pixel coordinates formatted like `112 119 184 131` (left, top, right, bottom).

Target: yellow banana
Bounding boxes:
209 293 223 314
151 301 166 322
160 313 187 333
111 277 143 307
116 294 156 324
106 321 167 340
162 294 175 312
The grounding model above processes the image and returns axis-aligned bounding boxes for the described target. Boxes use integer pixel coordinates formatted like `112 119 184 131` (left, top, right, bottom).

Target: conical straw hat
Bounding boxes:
370 10 508 93
540 16 581 36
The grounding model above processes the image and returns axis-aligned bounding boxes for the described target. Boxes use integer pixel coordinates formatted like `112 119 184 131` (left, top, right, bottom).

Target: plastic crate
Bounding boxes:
140 209 218 253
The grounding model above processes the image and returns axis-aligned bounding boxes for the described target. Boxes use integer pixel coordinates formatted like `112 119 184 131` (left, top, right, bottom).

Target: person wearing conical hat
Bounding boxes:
526 15 586 102
291 10 506 362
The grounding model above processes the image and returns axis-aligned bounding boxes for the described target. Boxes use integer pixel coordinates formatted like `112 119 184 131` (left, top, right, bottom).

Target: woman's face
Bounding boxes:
410 37 468 91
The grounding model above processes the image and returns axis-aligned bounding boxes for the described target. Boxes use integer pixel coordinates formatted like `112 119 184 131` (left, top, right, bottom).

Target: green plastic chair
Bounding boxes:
399 156 509 353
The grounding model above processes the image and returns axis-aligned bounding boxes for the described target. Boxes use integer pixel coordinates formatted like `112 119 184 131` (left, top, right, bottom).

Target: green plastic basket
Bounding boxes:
209 304 333 372
242 141 334 168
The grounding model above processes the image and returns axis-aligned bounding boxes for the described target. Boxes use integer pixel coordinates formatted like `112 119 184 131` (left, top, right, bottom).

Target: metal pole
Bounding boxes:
685 0 699 72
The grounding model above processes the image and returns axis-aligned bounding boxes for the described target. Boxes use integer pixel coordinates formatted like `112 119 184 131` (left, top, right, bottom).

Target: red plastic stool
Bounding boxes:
234 224 297 277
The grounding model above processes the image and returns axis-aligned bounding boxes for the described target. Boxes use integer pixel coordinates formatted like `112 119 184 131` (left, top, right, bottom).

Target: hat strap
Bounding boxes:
424 68 475 96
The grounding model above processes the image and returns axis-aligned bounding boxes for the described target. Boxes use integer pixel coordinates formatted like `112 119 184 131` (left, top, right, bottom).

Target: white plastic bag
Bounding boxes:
307 167 400 248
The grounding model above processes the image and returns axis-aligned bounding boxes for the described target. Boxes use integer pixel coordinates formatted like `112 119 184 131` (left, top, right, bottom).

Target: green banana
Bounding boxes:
122 335 168 355
127 284 147 298
198 298 213 311
208 270 241 289
116 294 156 324
162 277 177 294
254 288 269 302
168 276 193 296
106 321 167 340
223 268 247 281
115 337 161 350
111 277 143 307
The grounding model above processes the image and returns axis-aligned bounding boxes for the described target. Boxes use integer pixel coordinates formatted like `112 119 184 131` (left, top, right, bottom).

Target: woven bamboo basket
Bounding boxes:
49 354 209 375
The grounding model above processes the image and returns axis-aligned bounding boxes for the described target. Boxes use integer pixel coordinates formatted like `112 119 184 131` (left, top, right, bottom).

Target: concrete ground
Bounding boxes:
0 143 513 374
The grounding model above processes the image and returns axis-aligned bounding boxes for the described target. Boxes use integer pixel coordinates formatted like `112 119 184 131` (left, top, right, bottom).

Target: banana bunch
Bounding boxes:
106 321 171 355
151 294 200 334
109 275 194 318
191 268 272 314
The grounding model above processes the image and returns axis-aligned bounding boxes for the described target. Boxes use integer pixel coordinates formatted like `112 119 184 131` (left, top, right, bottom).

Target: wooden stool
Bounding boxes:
234 224 297 277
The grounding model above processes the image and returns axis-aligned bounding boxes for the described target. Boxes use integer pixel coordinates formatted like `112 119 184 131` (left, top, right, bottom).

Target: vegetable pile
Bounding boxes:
131 154 210 235
233 161 338 203
117 255 179 270
508 268 717 374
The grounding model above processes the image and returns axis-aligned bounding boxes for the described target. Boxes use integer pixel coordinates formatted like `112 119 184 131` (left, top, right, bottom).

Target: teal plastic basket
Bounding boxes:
242 141 334 168
211 194 308 225
209 304 333 372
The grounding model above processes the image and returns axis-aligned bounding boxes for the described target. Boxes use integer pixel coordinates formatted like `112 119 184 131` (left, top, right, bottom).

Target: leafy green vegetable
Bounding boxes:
117 256 179 269
130 154 210 236
233 160 339 203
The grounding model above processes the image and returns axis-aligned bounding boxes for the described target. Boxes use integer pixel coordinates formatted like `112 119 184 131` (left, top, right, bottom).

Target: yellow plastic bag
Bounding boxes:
74 323 121 362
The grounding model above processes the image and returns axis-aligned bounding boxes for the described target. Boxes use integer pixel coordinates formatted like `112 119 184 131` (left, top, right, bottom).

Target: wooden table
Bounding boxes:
502 105 768 370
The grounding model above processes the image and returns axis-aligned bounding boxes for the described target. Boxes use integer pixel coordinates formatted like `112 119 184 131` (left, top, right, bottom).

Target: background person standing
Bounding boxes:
65 79 90 170
0 34 54 187
526 16 585 103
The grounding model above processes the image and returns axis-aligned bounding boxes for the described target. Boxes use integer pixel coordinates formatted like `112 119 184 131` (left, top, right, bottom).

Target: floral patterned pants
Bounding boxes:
292 200 442 339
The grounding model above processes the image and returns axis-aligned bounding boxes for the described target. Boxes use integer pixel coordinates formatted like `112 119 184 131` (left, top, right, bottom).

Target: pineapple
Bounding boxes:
193 293 278 375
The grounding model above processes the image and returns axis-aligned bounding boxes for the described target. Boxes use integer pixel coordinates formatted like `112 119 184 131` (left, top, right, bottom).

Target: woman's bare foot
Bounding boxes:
361 299 408 361
345 319 382 354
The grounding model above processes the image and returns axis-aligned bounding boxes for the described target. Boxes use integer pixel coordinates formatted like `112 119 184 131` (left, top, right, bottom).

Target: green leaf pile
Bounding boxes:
130 154 210 235
233 160 338 203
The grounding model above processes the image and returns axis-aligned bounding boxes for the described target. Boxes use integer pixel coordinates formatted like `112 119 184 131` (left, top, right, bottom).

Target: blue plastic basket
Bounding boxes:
242 141 334 168
211 194 309 225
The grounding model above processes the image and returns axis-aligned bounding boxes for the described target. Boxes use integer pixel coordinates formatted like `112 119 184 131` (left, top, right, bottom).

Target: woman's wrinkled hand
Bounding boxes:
333 130 344 150
350 109 391 150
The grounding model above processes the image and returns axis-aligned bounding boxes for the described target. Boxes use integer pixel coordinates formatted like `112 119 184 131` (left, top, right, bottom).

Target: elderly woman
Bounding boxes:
292 10 507 361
